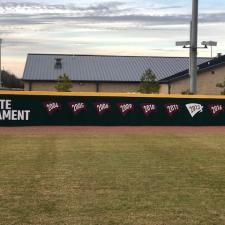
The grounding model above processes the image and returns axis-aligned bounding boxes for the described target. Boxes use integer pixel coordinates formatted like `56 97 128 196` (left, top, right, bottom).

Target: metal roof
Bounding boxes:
23 54 210 82
160 55 225 82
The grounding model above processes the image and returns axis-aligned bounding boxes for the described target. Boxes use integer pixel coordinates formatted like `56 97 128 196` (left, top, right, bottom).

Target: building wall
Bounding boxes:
159 84 169 94
99 83 139 93
24 82 97 92
169 78 189 94
170 66 225 95
23 80 178 94
24 81 140 93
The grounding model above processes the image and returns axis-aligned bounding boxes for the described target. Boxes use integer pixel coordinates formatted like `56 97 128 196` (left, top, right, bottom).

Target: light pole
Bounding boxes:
0 39 2 88
190 0 198 94
176 0 217 94
176 0 199 94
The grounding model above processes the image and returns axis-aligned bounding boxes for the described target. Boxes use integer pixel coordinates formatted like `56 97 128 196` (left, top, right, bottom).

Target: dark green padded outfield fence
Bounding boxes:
0 91 225 126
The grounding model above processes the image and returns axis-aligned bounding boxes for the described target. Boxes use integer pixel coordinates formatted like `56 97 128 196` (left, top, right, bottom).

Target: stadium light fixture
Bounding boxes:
175 41 190 48
201 41 218 57
201 41 217 47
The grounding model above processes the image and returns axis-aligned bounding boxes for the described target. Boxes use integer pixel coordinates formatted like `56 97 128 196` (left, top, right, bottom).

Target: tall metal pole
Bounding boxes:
189 21 192 91
190 0 198 94
211 46 213 58
0 39 2 88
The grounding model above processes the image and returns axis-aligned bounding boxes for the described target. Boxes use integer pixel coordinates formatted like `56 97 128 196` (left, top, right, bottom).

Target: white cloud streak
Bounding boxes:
0 1 224 76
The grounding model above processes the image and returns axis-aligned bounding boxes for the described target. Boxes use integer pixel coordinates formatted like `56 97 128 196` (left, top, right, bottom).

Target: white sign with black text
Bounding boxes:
186 103 203 117
0 99 30 121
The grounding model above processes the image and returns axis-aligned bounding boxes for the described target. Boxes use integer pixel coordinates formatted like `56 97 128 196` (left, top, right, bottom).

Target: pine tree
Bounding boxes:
139 69 160 94
55 73 73 92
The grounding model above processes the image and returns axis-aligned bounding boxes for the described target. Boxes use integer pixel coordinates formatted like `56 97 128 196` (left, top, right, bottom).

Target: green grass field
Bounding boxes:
0 131 225 225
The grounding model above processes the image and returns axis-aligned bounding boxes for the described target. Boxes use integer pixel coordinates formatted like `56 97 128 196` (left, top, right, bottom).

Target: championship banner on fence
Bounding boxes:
0 91 225 126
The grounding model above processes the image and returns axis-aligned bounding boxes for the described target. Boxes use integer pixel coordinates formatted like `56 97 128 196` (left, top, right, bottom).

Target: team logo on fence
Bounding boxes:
43 101 61 115
117 103 134 116
165 104 180 116
94 102 111 115
141 103 157 116
208 104 224 116
186 103 203 117
69 102 86 115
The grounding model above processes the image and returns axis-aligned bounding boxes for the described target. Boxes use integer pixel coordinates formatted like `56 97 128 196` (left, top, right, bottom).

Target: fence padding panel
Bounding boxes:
0 92 225 126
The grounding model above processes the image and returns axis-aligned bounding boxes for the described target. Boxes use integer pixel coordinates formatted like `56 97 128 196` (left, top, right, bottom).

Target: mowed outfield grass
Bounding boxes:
0 131 225 225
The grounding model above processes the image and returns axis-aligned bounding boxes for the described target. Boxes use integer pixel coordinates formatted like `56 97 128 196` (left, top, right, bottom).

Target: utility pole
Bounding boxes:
190 0 198 94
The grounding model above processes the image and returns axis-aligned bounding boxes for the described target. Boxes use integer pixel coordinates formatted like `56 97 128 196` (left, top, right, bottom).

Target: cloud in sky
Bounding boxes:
0 0 225 76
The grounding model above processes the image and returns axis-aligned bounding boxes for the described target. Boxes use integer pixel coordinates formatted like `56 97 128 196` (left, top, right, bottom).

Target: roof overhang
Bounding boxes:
159 57 225 83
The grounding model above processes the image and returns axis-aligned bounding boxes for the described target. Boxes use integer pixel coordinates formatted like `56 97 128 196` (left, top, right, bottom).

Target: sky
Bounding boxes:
0 0 225 77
